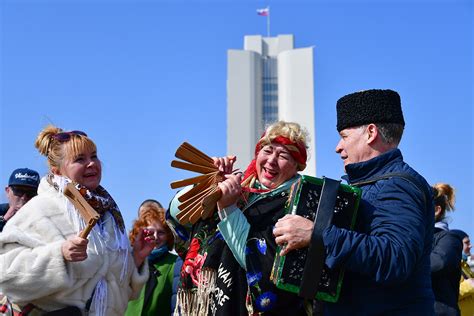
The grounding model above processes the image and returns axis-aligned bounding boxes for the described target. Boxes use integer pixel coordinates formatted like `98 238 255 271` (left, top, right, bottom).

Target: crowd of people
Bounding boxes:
0 88 473 315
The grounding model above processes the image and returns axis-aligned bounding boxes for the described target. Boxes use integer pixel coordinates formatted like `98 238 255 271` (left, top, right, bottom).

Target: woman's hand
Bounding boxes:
132 228 156 268
217 173 243 210
273 214 314 256
212 155 236 175
62 236 89 262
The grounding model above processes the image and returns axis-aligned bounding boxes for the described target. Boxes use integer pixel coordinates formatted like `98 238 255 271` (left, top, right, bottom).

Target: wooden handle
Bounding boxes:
201 187 221 219
64 183 100 239
189 204 205 224
202 188 222 215
178 185 214 211
182 142 214 163
79 224 95 238
177 200 203 225
178 175 215 203
171 160 217 174
175 146 216 169
170 172 218 189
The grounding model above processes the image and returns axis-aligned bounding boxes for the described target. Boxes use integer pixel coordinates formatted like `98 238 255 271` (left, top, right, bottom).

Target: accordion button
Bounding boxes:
281 192 286 197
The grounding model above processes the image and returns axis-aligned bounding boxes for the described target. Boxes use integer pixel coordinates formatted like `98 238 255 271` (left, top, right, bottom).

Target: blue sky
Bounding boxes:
1 0 472 237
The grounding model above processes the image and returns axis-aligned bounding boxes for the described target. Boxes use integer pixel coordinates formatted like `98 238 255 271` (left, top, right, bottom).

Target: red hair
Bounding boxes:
129 206 174 249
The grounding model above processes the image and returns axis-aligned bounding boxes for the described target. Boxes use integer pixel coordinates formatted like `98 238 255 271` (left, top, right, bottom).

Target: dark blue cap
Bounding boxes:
8 168 40 188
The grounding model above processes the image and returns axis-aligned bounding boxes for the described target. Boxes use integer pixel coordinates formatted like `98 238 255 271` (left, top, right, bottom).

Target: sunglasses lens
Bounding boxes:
53 130 87 142
54 133 71 142
71 130 88 137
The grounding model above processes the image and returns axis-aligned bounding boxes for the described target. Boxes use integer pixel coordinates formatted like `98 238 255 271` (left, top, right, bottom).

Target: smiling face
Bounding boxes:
58 148 102 190
256 142 298 189
146 220 169 249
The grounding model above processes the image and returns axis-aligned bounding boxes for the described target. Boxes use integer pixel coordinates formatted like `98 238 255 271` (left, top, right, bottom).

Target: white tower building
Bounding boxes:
227 34 316 176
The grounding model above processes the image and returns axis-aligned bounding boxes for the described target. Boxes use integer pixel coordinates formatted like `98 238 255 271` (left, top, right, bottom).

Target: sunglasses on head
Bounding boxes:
10 186 37 199
52 130 88 142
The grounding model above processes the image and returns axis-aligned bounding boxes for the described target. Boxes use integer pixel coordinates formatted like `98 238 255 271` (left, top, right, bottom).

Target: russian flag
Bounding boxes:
256 7 269 16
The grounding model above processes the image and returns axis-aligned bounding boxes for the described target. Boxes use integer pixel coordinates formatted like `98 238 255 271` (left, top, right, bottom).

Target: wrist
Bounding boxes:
4 207 19 221
132 248 147 267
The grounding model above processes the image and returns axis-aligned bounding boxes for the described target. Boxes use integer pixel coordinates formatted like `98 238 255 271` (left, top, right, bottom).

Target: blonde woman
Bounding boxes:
0 126 154 315
170 121 311 315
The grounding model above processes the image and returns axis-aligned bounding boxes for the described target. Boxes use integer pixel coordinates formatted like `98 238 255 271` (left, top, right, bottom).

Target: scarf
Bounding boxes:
148 245 169 263
47 173 125 233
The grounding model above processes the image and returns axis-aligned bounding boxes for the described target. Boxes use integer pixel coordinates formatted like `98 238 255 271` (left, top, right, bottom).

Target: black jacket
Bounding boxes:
0 203 9 232
431 227 463 315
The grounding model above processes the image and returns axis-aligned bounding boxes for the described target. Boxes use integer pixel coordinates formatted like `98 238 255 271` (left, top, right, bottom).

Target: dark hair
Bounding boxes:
140 199 163 208
138 199 163 216
450 229 468 240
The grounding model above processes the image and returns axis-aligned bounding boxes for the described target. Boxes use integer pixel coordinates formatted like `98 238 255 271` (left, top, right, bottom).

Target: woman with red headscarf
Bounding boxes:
170 121 310 315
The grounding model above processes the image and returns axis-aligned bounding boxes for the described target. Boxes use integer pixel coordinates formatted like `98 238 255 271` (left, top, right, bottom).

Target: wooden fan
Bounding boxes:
170 142 224 225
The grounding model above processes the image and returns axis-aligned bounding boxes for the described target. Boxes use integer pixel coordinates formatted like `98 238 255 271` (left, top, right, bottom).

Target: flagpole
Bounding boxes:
267 6 270 37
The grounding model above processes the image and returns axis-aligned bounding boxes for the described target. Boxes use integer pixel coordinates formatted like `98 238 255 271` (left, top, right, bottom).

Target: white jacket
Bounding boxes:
0 177 148 315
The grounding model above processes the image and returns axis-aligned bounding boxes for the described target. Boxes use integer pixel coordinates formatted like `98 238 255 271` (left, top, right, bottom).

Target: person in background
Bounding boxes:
450 230 474 277
433 183 456 232
0 125 153 315
431 183 463 315
450 230 474 316
273 89 435 315
458 231 474 271
126 202 181 316
138 199 163 217
0 168 40 232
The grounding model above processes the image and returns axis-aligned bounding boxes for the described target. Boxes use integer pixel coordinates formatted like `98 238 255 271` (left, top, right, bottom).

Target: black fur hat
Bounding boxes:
336 89 405 132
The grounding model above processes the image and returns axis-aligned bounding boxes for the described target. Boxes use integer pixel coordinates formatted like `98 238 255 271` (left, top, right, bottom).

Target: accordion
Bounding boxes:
270 176 361 302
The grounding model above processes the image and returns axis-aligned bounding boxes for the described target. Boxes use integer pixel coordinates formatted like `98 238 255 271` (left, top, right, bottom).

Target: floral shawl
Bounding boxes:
169 176 308 315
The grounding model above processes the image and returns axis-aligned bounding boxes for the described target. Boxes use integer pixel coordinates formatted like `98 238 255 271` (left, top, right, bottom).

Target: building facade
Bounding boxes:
227 34 316 176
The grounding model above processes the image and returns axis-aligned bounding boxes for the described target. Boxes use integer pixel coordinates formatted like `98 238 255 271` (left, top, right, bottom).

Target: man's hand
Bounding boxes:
62 236 88 262
3 204 22 221
273 214 314 256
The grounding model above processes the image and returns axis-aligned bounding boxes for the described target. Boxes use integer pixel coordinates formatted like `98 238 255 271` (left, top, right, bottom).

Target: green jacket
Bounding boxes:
125 251 178 316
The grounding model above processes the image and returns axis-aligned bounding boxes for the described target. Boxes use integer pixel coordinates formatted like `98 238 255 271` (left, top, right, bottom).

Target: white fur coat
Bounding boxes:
0 177 148 315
